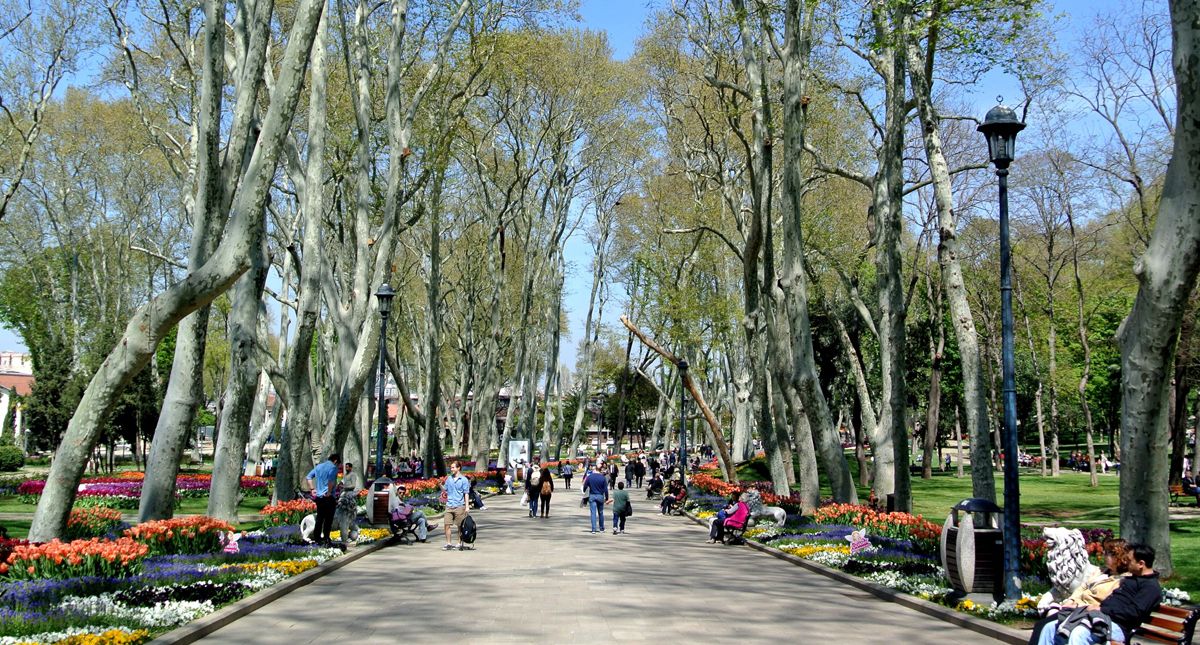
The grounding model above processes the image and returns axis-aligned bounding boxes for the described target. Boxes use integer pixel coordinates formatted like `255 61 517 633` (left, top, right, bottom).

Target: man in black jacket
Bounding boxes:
1033 543 1161 644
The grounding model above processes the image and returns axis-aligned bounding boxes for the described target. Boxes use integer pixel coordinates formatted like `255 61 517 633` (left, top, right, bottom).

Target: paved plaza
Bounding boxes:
199 490 1006 644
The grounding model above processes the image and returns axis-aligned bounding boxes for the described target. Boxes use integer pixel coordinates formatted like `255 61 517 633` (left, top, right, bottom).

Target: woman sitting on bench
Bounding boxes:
708 495 750 544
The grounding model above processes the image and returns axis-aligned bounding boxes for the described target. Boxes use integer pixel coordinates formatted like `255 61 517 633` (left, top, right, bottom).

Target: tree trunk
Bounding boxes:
907 41 993 501
207 229 269 522
136 0 231 522
1016 272 1049 477
922 264 946 481
29 0 326 540
1116 0 1200 577
873 29 909 509
1066 200 1100 488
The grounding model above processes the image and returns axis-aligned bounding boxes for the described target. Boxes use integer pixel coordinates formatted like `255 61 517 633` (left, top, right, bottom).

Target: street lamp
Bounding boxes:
978 100 1025 601
374 283 395 480
678 359 688 487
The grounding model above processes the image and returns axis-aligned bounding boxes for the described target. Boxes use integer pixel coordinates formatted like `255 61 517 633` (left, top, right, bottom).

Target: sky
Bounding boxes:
0 0 1137 374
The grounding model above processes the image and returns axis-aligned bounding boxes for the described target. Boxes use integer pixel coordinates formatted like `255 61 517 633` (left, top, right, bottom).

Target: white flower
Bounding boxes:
243 569 289 589
60 594 213 628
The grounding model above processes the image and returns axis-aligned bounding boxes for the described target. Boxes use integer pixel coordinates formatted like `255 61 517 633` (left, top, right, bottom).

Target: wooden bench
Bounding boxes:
1122 604 1200 644
1171 484 1185 505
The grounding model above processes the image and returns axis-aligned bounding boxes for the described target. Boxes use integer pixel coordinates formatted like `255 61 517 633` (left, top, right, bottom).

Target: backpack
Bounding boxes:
460 515 477 544
541 479 551 496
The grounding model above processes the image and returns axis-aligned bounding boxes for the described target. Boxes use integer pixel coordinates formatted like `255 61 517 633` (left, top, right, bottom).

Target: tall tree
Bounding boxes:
1115 0 1200 578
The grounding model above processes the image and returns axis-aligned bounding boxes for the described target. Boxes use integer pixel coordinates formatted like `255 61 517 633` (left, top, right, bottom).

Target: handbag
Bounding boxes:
622 503 633 517
520 491 529 505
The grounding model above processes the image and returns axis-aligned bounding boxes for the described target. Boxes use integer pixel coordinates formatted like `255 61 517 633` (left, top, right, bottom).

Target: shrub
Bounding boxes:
65 507 126 540
0 444 24 471
123 516 235 556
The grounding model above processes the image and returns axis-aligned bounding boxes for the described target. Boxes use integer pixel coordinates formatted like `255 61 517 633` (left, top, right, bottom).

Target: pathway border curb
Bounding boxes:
681 511 1027 645
148 538 392 645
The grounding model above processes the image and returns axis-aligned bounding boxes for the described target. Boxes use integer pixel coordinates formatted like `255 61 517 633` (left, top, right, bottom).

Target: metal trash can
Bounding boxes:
368 476 392 526
940 498 1004 600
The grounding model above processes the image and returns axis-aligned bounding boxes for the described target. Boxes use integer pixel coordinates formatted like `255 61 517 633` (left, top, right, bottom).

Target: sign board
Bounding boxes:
508 440 530 465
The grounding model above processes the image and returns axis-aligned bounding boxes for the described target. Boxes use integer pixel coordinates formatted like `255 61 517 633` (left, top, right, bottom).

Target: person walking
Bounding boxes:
634 459 646 488
537 468 554 517
441 461 471 550
582 464 609 533
525 463 541 517
305 452 341 546
561 462 574 489
607 481 631 534
624 461 634 489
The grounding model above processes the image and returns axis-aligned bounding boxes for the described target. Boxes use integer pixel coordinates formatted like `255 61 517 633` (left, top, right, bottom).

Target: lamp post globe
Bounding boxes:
977 102 1026 169
373 283 395 480
979 101 1024 601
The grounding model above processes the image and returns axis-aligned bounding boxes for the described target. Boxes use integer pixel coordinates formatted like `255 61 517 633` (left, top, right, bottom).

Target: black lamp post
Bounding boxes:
374 283 395 480
978 100 1025 601
678 359 688 486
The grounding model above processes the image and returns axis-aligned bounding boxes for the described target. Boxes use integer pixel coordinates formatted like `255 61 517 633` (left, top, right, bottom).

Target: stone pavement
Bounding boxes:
198 489 1006 644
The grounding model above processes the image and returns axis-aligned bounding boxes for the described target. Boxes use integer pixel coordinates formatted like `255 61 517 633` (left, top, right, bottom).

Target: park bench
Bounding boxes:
1171 484 1185 505
1119 604 1200 645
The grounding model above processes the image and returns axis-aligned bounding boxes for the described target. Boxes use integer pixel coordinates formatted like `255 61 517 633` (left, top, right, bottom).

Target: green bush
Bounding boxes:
0 445 24 471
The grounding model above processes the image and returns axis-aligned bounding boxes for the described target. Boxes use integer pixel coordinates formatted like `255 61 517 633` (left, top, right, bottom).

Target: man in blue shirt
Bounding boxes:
442 461 471 550
582 465 609 533
305 452 341 546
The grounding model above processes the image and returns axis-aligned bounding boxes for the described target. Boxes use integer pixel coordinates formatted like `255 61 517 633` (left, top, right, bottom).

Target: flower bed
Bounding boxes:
64 508 124 541
688 473 809 512
260 499 316 527
726 496 1191 625
0 538 149 580
0 517 357 643
16 475 271 509
123 517 235 556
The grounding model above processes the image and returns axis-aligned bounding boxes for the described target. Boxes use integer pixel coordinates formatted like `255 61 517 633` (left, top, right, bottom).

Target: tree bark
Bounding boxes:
907 39 993 501
621 315 735 480
1116 0 1200 578
30 0 327 540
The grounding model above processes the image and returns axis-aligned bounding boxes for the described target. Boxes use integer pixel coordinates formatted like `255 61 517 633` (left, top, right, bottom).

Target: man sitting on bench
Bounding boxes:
1032 543 1161 645
387 482 437 543
1183 475 1200 507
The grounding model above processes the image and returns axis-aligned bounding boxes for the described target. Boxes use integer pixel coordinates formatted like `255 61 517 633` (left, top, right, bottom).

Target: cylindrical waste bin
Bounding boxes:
368 476 393 525
940 498 1003 599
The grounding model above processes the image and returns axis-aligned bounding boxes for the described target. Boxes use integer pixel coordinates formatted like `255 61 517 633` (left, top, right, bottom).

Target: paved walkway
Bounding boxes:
199 488 1005 644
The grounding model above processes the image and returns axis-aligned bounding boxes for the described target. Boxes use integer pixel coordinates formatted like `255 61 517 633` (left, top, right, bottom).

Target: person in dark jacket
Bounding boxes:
536 468 554 518
1033 542 1161 645
582 467 609 533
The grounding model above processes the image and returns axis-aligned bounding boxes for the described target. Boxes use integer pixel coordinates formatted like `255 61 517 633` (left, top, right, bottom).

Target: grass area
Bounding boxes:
0 495 269 516
734 455 1200 595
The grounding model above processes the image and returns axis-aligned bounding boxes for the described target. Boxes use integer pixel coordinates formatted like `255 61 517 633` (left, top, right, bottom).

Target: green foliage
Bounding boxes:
0 445 24 471
23 335 84 452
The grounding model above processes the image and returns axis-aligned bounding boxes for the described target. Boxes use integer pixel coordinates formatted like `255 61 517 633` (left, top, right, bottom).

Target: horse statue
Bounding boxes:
739 488 787 526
